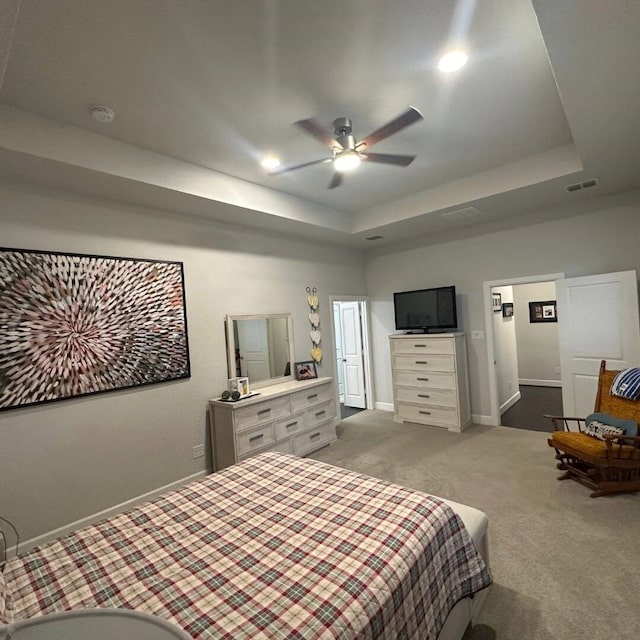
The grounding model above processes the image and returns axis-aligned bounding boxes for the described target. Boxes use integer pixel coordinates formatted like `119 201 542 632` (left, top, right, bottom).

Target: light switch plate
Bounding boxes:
471 330 484 340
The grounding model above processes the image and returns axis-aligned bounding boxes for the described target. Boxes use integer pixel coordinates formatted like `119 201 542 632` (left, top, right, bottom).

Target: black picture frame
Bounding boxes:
0 247 191 411
294 360 318 381
502 302 514 318
529 300 557 323
492 292 502 312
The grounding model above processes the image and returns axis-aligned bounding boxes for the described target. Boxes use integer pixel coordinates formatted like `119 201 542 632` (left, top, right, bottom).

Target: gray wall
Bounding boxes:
491 285 519 411
365 192 640 423
513 281 560 385
0 182 366 542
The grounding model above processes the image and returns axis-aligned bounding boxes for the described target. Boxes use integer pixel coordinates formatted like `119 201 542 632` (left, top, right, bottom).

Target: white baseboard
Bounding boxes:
500 390 521 415
519 379 562 388
13 470 208 557
375 401 394 412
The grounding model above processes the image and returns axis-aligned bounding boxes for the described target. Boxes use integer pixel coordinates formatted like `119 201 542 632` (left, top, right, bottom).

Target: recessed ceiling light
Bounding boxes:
438 50 468 73
260 155 281 170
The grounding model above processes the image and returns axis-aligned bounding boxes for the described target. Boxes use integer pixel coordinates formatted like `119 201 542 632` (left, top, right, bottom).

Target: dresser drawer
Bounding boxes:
393 370 456 389
396 402 458 427
236 422 276 456
290 383 332 412
391 338 454 356
306 399 336 428
392 353 455 372
275 412 306 439
395 386 457 407
238 437 292 461
234 396 291 431
293 422 336 455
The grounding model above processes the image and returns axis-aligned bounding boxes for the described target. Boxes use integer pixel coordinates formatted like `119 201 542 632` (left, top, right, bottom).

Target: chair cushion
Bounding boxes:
585 412 638 437
551 431 640 460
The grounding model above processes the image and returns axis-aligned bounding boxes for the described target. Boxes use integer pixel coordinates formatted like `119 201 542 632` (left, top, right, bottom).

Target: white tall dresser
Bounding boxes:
389 332 471 432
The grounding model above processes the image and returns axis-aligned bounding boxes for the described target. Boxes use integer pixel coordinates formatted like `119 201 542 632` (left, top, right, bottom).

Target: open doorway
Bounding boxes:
483 272 564 428
330 296 374 420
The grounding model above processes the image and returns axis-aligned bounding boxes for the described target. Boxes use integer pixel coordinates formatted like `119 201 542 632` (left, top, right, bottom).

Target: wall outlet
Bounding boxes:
471 330 484 340
554 366 561 374
192 444 205 459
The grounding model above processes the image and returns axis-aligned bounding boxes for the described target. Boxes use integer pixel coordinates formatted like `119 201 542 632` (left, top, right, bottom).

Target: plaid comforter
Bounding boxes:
2 453 491 639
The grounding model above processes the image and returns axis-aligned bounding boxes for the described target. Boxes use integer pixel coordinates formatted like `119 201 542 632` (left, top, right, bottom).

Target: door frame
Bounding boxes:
329 295 374 413
484 272 564 426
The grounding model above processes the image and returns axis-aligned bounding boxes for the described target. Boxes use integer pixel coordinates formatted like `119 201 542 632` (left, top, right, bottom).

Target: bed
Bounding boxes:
1 452 491 639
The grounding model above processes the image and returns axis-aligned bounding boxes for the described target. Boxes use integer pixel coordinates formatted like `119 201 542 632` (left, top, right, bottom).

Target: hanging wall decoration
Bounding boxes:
306 286 322 363
0 247 191 411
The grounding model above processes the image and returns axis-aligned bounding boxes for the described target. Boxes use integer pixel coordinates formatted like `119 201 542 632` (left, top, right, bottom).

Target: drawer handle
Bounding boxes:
419 410 432 415
249 434 264 445
310 432 321 441
414 344 427 348
417 394 430 398
417 377 430 381
315 410 326 418
257 408 271 416
307 393 318 400
285 421 298 429
415 360 428 365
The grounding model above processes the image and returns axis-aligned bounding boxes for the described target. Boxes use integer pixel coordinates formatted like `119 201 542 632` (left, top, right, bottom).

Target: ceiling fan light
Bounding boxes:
438 49 468 73
333 151 361 172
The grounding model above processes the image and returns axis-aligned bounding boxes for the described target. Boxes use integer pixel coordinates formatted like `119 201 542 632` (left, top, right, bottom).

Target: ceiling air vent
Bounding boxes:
565 178 599 193
365 235 383 241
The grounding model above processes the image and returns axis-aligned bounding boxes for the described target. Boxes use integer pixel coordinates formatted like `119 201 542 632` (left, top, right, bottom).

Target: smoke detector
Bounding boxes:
89 105 115 123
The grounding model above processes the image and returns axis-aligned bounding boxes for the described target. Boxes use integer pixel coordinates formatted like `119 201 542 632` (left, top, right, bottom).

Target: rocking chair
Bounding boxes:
547 360 640 497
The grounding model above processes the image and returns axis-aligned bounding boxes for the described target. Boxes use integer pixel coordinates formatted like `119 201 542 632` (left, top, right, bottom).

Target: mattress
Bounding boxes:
2 453 491 639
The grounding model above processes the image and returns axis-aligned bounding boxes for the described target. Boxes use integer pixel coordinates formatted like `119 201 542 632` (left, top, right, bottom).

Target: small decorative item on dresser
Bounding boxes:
228 376 250 397
294 361 318 380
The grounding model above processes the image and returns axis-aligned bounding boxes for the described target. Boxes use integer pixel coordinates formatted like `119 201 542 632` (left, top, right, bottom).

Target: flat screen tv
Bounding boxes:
393 285 457 333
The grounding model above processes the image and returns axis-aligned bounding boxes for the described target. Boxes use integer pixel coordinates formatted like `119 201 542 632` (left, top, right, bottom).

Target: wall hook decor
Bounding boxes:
306 286 322 363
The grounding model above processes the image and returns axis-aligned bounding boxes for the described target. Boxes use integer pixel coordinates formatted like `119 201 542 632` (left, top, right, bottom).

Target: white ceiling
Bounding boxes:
1 0 639 248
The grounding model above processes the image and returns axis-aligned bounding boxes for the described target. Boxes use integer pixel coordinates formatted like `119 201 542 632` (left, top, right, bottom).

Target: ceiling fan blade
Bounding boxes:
268 158 331 175
358 106 423 149
294 118 343 150
328 172 343 189
362 152 416 167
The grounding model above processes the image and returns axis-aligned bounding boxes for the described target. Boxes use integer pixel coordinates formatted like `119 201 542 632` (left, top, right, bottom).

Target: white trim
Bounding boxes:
500 390 521 415
483 272 565 427
375 401 394 412
11 471 208 556
519 379 562 388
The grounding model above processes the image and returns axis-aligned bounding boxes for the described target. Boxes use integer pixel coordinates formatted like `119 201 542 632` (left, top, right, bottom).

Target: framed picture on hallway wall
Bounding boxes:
529 300 557 323
0 247 191 411
492 292 502 312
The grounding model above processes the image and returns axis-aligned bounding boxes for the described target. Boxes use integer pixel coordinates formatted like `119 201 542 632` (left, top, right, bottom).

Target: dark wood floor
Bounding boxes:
500 385 563 432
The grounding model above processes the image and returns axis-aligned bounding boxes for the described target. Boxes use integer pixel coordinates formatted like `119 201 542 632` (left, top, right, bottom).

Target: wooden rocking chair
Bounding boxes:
547 360 640 497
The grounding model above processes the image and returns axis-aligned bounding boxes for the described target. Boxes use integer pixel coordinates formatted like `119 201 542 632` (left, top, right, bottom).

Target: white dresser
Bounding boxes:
209 377 338 470
389 333 471 432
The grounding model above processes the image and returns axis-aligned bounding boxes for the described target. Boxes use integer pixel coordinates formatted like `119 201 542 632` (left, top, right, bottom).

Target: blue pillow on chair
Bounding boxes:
585 412 638 437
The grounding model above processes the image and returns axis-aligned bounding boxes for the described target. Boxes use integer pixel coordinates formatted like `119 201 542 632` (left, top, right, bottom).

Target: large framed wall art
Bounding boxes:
0 247 191 411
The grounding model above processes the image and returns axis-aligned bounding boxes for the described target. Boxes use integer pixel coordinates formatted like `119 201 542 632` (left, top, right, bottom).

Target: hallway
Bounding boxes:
500 385 562 432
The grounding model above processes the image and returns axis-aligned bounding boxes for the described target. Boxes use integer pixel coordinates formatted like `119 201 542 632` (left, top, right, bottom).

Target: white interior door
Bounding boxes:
557 270 640 417
340 301 366 408
237 319 270 381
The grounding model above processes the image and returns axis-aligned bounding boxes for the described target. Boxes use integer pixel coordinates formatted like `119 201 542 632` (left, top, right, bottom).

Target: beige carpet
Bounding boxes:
309 410 640 640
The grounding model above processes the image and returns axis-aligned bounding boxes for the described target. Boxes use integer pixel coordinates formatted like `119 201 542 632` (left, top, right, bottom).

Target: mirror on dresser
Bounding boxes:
225 313 295 389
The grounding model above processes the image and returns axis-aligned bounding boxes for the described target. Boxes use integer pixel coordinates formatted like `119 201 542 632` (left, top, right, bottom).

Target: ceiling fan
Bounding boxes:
269 106 424 189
